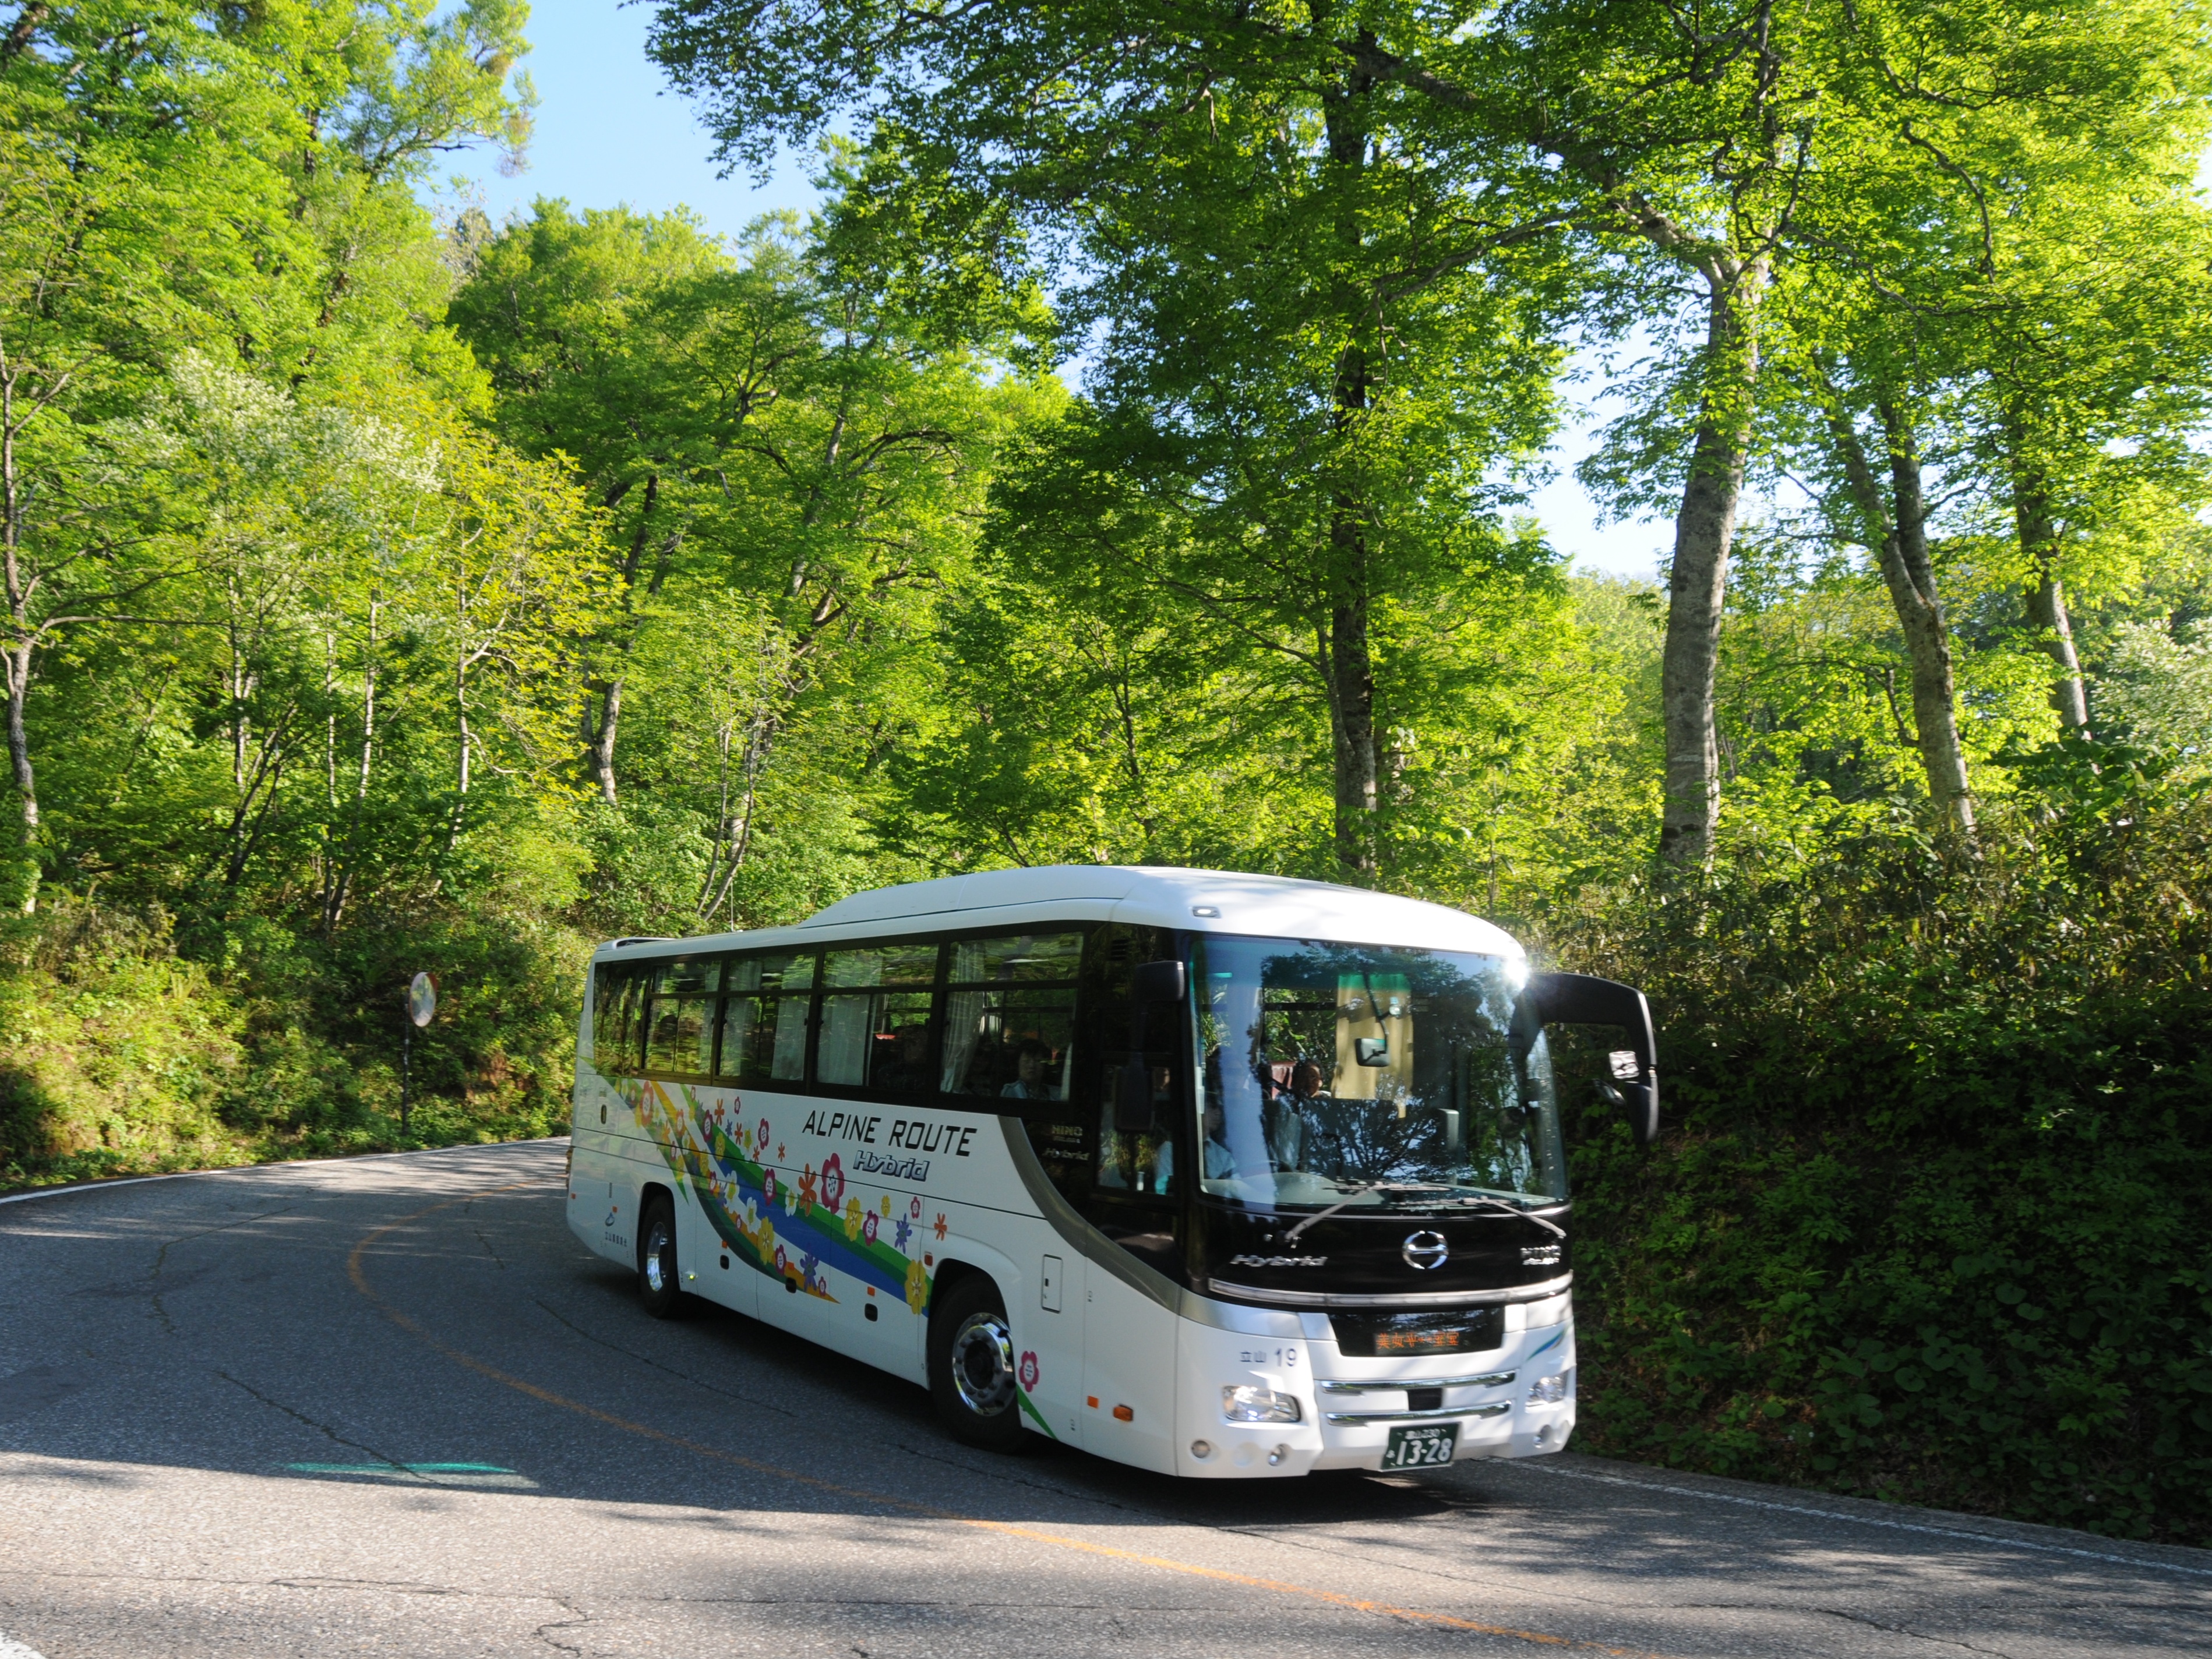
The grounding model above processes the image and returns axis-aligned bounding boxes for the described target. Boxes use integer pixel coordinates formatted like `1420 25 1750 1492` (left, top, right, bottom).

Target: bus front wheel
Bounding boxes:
929 1276 1029 1453
637 1192 686 1320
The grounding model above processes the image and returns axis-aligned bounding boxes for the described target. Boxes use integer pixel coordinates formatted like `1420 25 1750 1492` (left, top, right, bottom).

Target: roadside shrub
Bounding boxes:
1542 774 2212 1546
0 894 589 1187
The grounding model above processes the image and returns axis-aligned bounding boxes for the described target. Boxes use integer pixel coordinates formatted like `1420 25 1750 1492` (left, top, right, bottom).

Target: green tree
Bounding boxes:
454 195 1054 922
0 0 533 909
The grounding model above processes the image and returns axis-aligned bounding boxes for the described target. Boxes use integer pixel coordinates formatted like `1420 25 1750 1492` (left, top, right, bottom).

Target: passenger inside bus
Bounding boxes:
999 1039 1058 1100
872 1020 933 1095
1153 1099 1235 1190
1251 1058 1331 1169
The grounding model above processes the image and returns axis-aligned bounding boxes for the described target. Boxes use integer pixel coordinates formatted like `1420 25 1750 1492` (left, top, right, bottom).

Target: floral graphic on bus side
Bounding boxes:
606 1068 934 1318
1018 1351 1040 1391
821 1153 845 1210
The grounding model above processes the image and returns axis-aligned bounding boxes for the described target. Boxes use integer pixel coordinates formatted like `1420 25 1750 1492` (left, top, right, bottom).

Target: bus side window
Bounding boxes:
816 941 939 1099
717 951 814 1086
594 964 644 1073
643 957 722 1077
940 929 1082 1103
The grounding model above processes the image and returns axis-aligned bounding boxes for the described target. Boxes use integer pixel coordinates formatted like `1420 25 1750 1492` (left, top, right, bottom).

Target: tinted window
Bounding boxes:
592 963 645 1070
645 994 715 1075
941 931 1082 1103
718 950 813 1085
638 957 722 1076
1082 923 1179 1206
817 942 939 1095
654 958 723 997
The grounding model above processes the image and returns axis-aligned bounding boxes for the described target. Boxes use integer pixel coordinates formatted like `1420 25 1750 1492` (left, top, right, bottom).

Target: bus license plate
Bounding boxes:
1381 1423 1457 1470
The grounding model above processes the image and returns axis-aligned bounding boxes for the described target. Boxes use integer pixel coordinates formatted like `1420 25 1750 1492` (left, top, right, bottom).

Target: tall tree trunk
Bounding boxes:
1 363 37 913
588 676 623 805
322 606 377 936
1321 49 1381 877
1659 262 1765 870
585 472 661 801
1 638 34 913
2009 458 2091 735
1876 404 1974 832
2024 569 2091 735
444 654 472 864
1324 576 1380 874
1816 377 1975 834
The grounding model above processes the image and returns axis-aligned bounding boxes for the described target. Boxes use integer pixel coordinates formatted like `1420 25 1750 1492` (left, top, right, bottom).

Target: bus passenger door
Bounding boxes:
1071 922 1184 1473
1079 1023 1182 1473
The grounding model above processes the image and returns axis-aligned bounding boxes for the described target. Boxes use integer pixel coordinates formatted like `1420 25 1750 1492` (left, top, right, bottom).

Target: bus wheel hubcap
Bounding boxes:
950 1312 1016 1416
645 1229 669 1293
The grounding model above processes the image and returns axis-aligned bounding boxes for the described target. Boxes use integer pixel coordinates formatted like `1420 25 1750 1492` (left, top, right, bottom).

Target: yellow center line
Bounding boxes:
347 1184 1670 1658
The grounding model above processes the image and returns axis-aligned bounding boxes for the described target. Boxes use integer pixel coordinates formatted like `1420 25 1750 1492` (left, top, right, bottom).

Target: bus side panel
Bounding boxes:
567 1047 641 1271
1017 1232 1085 1447
1084 1269 1179 1474
629 1082 942 1389
780 1106 1019 1393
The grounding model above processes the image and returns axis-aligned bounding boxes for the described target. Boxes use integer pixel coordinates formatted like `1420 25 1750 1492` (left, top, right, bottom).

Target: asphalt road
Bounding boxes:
1 1141 2206 1659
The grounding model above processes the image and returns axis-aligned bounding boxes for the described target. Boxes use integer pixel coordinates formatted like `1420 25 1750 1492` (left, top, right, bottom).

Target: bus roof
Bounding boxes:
594 866 1520 962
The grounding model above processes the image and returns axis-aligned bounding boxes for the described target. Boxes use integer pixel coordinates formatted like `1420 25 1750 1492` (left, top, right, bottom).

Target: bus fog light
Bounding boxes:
1190 1439 1214 1460
1528 1373 1569 1404
1222 1384 1301 1424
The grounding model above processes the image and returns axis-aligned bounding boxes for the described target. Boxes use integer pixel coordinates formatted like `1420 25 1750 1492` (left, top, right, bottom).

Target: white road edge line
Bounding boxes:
0 1633 50 1658
0 1139 569 1207
1529 1462 2212 1580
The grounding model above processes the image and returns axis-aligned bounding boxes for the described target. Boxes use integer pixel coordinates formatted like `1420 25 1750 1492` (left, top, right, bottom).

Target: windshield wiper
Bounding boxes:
1283 1184 1566 1244
1283 1181 1444 1244
1451 1194 1567 1238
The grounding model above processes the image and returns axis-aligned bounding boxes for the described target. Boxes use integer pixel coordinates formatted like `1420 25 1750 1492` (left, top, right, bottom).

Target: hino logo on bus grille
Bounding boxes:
1402 1230 1449 1271
1230 1254 1328 1268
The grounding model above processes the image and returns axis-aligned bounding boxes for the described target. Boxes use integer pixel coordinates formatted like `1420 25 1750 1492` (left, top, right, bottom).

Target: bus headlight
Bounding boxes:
1222 1384 1301 1424
1528 1373 1569 1404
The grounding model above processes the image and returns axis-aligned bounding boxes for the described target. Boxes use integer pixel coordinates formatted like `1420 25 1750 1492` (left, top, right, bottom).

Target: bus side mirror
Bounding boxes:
1113 961 1181 1134
1114 1061 1156 1133
1526 972 1660 1148
1130 960 1185 1004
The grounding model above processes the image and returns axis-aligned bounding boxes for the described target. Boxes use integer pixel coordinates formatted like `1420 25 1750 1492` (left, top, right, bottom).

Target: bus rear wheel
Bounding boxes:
637 1192 686 1320
929 1276 1029 1453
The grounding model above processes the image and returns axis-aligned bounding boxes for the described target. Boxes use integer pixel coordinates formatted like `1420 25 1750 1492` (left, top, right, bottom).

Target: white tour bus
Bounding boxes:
565 865 1657 1478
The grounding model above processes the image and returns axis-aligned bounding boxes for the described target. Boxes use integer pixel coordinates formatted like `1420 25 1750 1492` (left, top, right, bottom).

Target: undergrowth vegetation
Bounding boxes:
1551 764 2212 1544
0 898 584 1185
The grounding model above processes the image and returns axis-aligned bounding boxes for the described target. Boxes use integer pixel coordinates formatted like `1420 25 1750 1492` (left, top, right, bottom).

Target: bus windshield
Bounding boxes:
1186 934 1566 1213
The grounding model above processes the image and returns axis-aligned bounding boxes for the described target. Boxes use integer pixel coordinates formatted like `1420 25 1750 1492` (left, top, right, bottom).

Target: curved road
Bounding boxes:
1 1142 2204 1658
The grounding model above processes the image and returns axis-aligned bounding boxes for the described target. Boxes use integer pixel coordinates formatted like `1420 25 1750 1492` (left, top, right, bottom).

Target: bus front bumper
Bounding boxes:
1172 1300 1577 1478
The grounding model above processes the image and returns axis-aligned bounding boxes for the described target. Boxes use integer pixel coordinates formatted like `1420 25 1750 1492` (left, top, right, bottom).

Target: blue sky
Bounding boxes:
439 0 1669 579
